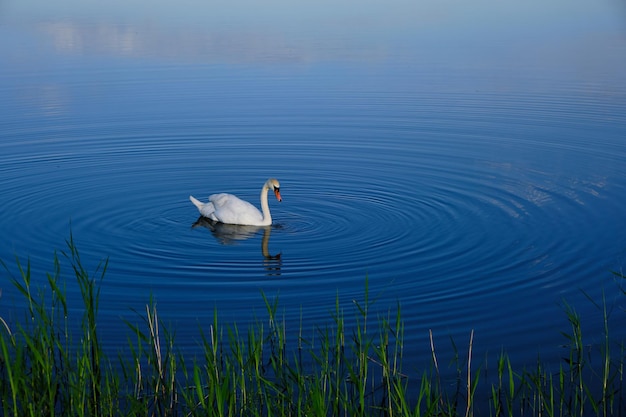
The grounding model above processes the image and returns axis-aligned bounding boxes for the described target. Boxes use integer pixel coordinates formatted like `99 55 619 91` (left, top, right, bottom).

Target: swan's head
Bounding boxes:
266 178 282 202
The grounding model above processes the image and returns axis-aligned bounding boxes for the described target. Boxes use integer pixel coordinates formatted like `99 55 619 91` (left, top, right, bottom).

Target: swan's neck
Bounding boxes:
259 186 272 226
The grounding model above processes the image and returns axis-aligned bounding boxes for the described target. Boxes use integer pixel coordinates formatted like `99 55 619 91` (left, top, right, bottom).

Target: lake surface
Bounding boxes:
1 0 626 379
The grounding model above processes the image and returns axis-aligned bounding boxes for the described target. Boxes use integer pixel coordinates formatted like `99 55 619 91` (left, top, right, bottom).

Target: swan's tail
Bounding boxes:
189 195 204 210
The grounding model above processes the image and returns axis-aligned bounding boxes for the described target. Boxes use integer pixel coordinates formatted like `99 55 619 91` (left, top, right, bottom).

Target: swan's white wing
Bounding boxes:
209 193 264 225
190 195 217 219
198 202 217 219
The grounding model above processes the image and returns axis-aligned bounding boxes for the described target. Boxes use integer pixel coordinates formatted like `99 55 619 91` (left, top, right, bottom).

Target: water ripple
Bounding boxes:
1 87 625 371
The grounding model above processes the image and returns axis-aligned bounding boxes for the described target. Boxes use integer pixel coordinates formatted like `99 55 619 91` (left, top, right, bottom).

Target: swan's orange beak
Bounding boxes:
274 188 282 202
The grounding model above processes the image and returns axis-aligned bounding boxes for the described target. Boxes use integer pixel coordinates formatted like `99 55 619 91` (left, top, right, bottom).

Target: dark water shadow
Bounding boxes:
192 216 282 275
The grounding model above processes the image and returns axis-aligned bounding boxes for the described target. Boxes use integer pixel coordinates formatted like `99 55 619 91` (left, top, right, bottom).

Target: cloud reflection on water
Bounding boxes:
36 19 388 65
1 0 623 80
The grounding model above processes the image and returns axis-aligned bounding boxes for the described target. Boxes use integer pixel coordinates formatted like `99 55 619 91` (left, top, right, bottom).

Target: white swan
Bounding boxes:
189 178 282 226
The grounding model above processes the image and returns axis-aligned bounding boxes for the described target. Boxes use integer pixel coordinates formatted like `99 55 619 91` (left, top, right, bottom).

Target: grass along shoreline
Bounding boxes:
1 237 625 416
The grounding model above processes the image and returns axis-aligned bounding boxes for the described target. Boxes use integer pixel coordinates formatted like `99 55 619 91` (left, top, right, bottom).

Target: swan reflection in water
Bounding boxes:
192 216 282 275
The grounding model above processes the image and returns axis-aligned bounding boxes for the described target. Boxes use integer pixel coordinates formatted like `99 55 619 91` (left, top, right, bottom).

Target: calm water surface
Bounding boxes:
1 0 626 376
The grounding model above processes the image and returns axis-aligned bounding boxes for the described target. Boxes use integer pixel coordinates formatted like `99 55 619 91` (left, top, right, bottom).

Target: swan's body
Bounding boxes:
189 178 281 226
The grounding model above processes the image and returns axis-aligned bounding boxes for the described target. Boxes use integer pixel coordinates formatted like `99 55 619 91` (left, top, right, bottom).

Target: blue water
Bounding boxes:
1 0 626 381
